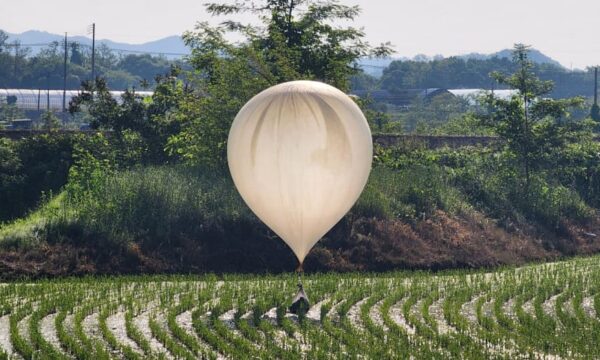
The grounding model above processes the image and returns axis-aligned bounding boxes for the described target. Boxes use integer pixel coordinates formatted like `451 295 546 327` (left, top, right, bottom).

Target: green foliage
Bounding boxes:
0 135 74 222
402 93 471 133
69 69 186 163
0 139 24 221
591 103 600 122
0 29 177 90
380 50 596 99
357 96 392 133
41 110 61 130
356 165 465 220
64 166 248 248
453 155 593 228
0 192 68 249
65 133 116 201
0 96 24 122
429 113 495 136
167 0 391 168
550 131 600 207
372 144 596 229
119 54 172 81
479 44 585 188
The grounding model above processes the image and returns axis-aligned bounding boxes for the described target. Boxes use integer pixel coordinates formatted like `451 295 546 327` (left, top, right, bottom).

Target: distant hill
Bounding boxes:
4 30 189 59
459 48 563 68
358 48 564 77
5 30 565 72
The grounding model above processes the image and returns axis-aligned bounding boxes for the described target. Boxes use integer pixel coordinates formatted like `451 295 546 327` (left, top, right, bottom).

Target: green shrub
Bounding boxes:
63 166 249 248
354 165 465 220
451 150 594 228
0 135 74 222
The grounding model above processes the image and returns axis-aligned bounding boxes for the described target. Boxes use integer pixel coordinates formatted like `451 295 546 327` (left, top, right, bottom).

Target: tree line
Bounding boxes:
359 55 598 99
0 30 180 90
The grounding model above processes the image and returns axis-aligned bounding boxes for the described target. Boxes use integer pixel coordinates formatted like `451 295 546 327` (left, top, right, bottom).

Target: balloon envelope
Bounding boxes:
227 80 372 263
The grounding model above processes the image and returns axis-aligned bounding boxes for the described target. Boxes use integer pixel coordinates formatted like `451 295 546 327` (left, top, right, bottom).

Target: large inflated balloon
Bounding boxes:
227 80 372 263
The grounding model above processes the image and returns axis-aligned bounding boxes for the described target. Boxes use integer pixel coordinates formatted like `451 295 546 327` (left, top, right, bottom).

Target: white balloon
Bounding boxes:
227 80 372 264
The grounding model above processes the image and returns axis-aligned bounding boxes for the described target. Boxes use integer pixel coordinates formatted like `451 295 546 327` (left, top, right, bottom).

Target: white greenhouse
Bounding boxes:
0 89 153 111
448 89 519 104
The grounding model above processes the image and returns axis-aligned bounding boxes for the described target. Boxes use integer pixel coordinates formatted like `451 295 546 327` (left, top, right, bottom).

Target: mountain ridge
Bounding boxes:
4 30 565 72
5 30 189 58
359 49 565 76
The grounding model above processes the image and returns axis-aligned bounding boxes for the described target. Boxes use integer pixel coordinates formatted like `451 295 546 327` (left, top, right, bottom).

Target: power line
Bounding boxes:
3 41 188 57
4 43 56 47
99 48 188 56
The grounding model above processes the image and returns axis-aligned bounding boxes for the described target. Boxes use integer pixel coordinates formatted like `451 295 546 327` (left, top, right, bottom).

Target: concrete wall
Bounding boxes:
373 134 501 148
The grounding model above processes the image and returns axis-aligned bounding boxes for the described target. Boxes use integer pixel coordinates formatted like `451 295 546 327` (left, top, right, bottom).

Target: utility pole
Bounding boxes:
594 67 598 106
13 41 19 80
63 32 68 112
91 23 96 82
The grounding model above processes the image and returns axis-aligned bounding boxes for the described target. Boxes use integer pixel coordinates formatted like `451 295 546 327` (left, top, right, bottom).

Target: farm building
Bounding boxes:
351 88 451 107
448 88 519 104
352 88 518 107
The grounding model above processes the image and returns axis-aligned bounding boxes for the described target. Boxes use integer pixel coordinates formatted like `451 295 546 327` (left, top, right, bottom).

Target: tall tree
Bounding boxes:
480 44 584 188
70 42 84 65
69 67 188 163
0 30 8 52
167 0 392 167
591 67 600 123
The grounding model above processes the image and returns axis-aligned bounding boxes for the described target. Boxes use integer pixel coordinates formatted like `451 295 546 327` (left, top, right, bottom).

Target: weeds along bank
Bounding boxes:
0 255 599 359
1 132 600 277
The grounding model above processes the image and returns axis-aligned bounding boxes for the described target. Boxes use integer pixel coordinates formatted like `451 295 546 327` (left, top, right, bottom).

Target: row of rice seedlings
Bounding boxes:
124 308 154 357
149 314 196 359
2 255 600 358
166 290 215 359
98 303 141 360
359 287 411 358
28 301 69 360
9 301 34 358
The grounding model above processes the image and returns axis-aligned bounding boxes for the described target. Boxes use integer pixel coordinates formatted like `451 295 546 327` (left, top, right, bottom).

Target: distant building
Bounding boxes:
448 89 519 105
10 119 32 129
351 88 451 107
352 88 518 107
0 89 153 111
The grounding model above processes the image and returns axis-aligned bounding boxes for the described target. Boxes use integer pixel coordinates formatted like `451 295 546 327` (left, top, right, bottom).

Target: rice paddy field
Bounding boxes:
1 255 600 359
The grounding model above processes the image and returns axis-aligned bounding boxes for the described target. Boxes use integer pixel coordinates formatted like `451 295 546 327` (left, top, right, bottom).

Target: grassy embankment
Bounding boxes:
1 144 598 276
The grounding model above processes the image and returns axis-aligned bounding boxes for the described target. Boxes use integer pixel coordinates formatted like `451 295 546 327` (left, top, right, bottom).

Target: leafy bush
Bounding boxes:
376 144 595 230
355 165 466 220
450 148 594 228
64 166 249 248
0 135 74 222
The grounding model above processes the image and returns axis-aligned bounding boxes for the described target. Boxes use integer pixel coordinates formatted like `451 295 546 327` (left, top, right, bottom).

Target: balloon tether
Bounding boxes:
296 262 304 289
290 261 310 314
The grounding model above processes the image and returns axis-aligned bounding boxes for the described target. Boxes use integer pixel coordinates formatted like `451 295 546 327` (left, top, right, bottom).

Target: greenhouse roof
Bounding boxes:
0 89 153 111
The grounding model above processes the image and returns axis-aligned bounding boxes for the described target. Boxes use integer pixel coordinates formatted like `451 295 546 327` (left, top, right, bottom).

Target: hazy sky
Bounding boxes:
1 0 599 69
